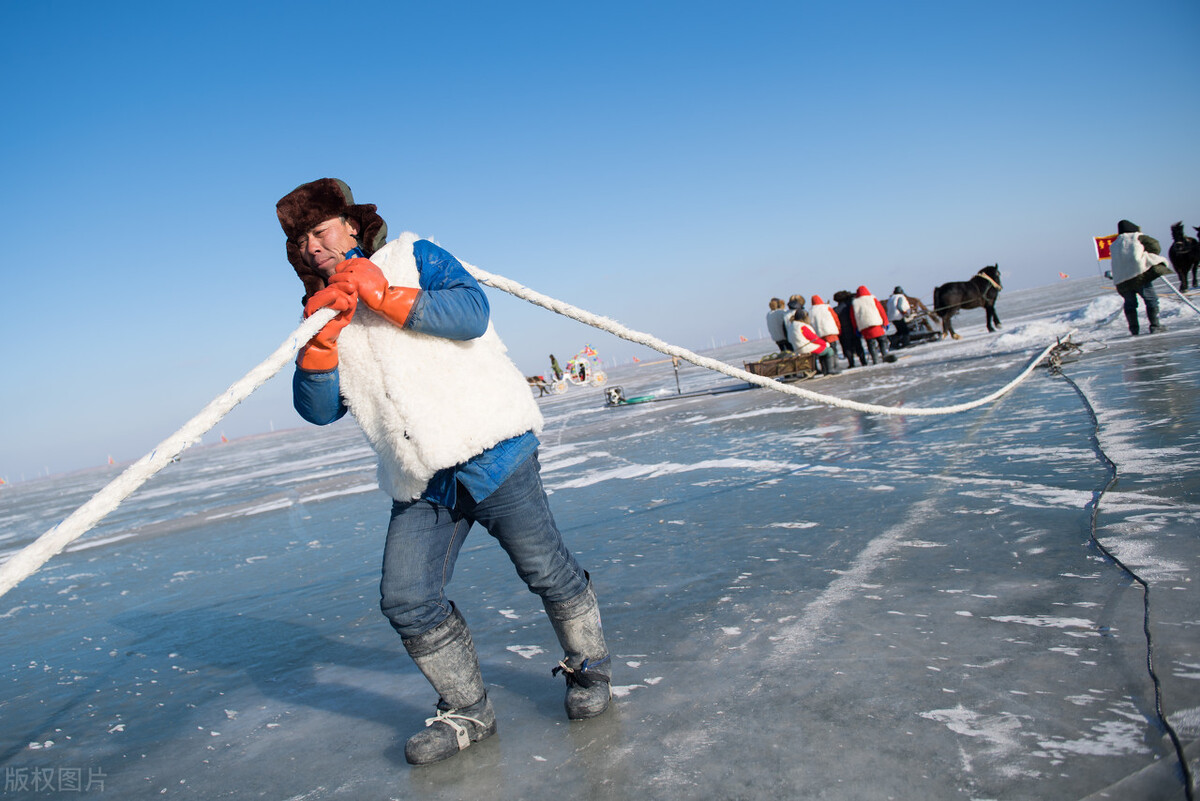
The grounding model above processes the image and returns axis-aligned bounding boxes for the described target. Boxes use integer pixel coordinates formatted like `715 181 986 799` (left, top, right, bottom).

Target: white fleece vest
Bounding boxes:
1109 232 1170 287
852 295 884 329
786 321 826 355
810 304 839 338
886 294 910 321
335 234 543 500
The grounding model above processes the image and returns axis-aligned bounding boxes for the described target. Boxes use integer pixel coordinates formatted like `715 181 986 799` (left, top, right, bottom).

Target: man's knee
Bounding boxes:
380 593 452 639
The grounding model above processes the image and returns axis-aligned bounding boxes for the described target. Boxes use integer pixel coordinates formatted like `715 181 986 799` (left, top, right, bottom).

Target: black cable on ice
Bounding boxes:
1047 345 1195 801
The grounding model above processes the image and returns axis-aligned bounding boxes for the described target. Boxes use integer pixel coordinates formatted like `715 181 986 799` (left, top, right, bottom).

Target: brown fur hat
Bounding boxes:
276 178 389 304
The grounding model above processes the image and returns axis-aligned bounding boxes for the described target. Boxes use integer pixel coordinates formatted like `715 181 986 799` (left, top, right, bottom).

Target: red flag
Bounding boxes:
1058 272 1069 279
632 356 640 363
739 335 748 342
1094 234 1117 260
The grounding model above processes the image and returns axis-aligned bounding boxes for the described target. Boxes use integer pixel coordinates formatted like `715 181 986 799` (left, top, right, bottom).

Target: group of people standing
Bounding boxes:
765 286 915 373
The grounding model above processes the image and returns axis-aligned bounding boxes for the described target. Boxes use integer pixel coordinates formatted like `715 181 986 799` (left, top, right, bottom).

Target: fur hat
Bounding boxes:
276 178 389 304
893 286 905 295
1117 219 1140 234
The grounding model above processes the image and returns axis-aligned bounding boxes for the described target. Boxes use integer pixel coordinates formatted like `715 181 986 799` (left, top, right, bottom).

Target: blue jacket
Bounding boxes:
293 239 538 506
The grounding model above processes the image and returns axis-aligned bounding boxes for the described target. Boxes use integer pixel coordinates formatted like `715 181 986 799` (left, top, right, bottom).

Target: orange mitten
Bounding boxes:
298 284 357 371
330 258 418 328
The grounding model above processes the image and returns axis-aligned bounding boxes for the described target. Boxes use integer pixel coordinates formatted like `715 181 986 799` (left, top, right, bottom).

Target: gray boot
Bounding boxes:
544 580 612 720
402 604 497 765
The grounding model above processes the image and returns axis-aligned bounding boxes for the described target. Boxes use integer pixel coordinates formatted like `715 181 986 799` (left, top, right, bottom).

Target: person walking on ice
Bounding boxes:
1110 219 1169 335
277 178 612 766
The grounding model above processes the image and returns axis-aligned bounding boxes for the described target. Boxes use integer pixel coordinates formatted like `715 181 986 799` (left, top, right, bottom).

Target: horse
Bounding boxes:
932 264 1003 340
526 375 550 396
1168 221 1200 291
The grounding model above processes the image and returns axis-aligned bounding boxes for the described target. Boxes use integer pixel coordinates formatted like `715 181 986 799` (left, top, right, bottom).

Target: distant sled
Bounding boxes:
606 349 841 408
604 382 758 407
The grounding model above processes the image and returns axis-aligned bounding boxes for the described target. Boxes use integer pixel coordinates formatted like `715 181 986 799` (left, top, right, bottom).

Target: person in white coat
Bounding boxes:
886 286 912 349
1110 219 1168 335
766 297 792 352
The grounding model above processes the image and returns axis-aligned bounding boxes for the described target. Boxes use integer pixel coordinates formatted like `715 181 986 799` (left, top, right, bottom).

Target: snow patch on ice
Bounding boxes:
547 457 801 490
1035 717 1148 759
986 615 1095 629
919 705 1025 753
506 645 544 660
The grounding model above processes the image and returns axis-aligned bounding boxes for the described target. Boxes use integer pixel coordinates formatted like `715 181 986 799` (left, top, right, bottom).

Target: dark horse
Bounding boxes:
1168 221 1200 291
933 264 1002 340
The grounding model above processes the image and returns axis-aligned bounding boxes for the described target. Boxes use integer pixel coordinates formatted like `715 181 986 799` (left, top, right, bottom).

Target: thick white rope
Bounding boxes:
1156 275 1200 316
463 262 1065 417
2 264 1065 599
0 308 337 598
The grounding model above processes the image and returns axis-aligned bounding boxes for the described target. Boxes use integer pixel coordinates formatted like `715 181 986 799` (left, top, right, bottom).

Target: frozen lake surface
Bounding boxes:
2 277 1198 800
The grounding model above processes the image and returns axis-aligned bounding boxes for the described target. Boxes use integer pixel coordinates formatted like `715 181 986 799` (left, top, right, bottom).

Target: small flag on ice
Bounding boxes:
1058 272 1069 279
739 335 748 342
1094 234 1117 260
632 356 640 363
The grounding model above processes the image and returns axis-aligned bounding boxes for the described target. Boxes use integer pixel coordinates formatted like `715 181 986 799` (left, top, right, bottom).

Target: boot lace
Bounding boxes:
552 655 611 689
423 707 488 750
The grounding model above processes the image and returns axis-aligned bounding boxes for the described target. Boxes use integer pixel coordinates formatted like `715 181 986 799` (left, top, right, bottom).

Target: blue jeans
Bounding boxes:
379 451 588 638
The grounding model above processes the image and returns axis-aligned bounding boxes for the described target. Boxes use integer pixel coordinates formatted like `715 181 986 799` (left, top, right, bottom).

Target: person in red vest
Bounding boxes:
808 295 842 354
788 310 841 376
850 285 891 365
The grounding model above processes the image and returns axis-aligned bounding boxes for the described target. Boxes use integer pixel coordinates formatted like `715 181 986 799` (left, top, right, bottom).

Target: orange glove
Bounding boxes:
329 258 418 329
297 284 357 372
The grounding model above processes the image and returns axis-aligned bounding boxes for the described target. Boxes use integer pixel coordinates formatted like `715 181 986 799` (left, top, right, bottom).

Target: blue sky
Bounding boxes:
2 0 1197 480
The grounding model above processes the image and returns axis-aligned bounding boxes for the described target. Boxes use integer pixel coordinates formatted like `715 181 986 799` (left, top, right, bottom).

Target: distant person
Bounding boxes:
809 294 842 354
788 309 840 376
787 294 806 317
783 295 803 350
277 178 611 766
766 298 792 352
850 285 891 365
1110 219 1168 335
550 354 563 380
833 291 866 368
886 286 912 349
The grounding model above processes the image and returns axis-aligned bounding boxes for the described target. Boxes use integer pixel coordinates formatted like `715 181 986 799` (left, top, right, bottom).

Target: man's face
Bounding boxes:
298 216 360 278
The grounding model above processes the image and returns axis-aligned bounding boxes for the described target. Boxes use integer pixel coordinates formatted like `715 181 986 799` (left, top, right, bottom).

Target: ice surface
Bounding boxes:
1 277 1198 800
